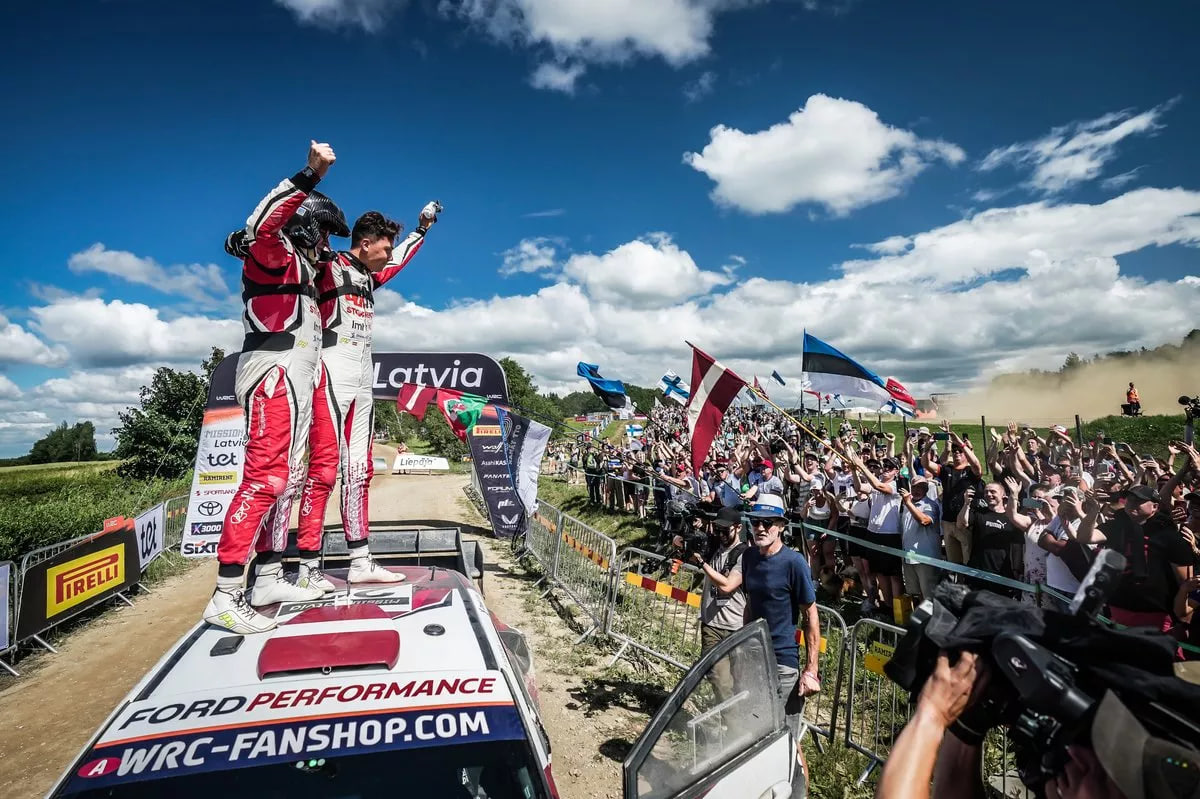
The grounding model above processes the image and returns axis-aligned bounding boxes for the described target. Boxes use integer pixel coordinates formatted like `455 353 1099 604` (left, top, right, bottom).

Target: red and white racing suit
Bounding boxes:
296 229 428 549
217 169 325 567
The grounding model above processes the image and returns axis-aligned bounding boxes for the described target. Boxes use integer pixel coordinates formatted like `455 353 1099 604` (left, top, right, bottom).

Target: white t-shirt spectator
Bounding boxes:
868 482 902 535
1045 516 1082 594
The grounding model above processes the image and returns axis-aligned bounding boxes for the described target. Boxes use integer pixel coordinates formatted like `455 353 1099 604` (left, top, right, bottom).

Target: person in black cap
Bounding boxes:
684 506 749 679
1077 483 1193 631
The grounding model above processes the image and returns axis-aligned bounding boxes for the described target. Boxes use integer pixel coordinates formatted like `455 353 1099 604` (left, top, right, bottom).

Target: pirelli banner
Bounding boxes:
16 523 140 642
181 353 509 558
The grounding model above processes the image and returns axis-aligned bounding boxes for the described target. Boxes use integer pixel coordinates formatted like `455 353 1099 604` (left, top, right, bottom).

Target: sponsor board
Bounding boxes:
134 503 166 572
66 672 523 791
16 525 140 641
391 454 449 473
182 410 247 558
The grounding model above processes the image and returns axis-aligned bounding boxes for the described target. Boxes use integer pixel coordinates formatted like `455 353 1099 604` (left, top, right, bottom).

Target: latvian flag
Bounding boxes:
685 343 747 477
802 332 894 407
753 376 769 400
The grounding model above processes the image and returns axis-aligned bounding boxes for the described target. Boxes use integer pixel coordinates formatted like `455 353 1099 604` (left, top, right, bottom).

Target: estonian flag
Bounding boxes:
771 370 786 386
801 332 891 406
577 362 630 411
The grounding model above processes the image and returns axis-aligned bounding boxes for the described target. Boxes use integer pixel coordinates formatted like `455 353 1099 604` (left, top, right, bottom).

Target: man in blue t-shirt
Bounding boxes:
742 493 822 780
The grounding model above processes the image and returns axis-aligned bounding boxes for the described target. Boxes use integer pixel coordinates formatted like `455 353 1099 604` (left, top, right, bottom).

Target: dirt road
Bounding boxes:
0 460 657 799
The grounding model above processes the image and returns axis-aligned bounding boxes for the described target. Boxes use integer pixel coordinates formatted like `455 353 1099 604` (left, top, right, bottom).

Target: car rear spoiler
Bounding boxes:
314 525 485 593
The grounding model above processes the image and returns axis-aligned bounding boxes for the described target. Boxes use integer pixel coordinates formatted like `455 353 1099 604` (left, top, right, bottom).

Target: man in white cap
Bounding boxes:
742 493 821 780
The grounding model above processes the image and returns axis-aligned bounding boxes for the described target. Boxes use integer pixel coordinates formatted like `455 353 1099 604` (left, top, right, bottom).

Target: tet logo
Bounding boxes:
46 544 125 617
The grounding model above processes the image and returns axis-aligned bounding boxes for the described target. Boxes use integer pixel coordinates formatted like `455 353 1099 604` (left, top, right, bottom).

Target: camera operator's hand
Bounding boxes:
1050 746 1124 799
918 651 979 730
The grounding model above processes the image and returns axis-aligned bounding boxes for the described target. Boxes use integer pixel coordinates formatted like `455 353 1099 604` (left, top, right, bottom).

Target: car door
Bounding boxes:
623 619 799 799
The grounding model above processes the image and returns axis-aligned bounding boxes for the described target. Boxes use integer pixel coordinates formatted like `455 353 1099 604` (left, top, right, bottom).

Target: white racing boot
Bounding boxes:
204 582 277 635
250 562 325 606
347 545 405 584
298 559 336 593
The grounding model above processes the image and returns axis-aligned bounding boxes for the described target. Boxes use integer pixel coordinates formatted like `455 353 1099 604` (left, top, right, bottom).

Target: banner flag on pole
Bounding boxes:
577 362 630 411
801 331 892 406
771 370 786 386
753 376 769 400
684 342 747 477
659 371 690 404
883 377 917 416
396 382 487 441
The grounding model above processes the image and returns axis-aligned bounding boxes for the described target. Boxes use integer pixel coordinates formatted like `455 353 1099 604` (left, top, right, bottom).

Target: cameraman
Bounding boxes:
685 507 748 654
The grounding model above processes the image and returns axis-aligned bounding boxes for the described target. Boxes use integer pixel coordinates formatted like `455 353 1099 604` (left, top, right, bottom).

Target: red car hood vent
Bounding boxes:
257 603 400 679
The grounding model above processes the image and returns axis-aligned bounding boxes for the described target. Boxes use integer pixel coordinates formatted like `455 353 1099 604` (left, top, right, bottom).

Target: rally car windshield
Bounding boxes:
58 740 549 799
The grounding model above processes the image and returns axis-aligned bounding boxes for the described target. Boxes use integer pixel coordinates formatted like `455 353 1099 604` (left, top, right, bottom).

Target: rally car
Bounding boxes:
49 527 799 799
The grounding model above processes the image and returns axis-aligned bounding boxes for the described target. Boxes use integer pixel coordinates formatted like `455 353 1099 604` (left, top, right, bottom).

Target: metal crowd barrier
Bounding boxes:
606 546 705 670
163 494 188 552
525 499 564 590
802 604 850 747
552 514 618 643
843 617 909 783
1 560 17 676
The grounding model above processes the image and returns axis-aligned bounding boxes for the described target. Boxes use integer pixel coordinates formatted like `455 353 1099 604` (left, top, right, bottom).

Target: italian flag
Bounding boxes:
396 382 488 441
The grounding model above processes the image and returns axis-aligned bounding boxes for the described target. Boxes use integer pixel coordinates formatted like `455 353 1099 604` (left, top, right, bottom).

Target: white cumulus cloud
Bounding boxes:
68 243 233 308
560 232 733 308
274 0 400 30
501 237 561 276
978 100 1175 194
0 314 67 366
683 94 966 216
529 61 587 93
30 298 241 369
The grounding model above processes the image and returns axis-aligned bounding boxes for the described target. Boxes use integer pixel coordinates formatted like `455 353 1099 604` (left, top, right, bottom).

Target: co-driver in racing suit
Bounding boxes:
294 203 442 592
203 141 347 635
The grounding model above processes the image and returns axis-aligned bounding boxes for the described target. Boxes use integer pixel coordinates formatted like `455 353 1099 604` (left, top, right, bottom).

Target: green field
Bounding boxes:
0 462 189 562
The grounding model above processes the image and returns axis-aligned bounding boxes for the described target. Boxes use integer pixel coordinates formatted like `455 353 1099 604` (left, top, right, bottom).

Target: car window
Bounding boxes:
630 626 780 799
58 740 548 799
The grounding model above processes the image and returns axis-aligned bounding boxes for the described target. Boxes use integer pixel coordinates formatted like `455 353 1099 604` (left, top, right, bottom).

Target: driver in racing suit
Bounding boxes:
203 141 346 635
294 202 442 592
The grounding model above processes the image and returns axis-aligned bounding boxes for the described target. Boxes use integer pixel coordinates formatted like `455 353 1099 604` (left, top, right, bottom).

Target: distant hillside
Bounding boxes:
950 330 1200 421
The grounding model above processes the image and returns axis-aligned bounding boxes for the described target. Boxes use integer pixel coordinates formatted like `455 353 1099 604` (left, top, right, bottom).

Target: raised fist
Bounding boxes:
307 140 336 177
419 200 443 228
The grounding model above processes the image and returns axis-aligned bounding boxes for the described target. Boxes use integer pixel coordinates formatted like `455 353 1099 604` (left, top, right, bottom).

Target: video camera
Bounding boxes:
885 551 1200 796
1180 395 1200 421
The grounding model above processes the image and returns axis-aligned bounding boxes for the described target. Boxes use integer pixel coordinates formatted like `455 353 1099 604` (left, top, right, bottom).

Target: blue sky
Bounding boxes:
1 0 1198 455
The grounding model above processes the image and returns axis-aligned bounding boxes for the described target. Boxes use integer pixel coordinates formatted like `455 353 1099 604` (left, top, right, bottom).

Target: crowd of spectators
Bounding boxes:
544 403 1200 648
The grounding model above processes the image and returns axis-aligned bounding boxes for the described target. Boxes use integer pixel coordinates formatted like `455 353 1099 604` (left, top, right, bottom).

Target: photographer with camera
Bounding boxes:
678 507 749 657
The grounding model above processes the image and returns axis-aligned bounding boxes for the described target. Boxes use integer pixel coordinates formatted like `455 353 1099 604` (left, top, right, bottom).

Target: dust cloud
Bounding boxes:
946 347 1200 423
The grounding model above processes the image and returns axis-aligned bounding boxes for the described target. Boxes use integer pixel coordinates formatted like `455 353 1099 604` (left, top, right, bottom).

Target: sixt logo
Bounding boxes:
182 540 219 556
46 544 125 616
